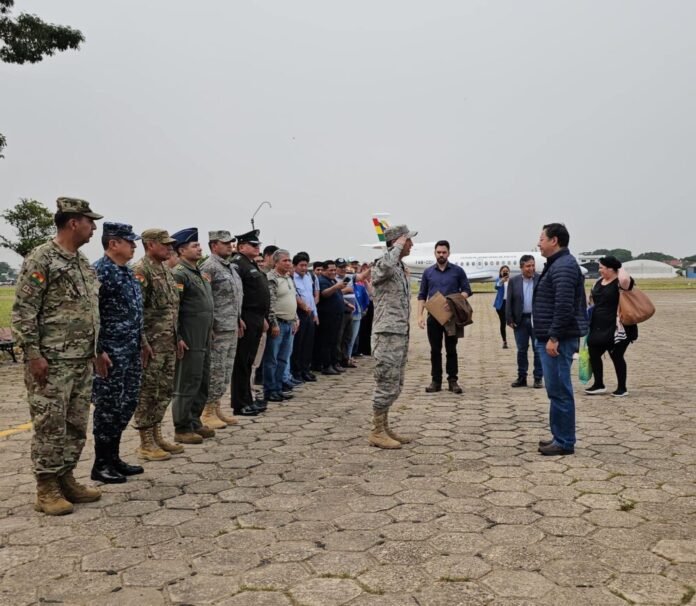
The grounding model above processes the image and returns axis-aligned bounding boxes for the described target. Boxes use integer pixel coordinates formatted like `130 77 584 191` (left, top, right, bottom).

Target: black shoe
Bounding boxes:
448 380 463 394
253 400 268 412
612 389 629 397
538 438 554 448
502 342 509 349
425 382 442 393
291 375 305 385
239 405 260 416
302 372 317 382
539 443 574 456
112 436 144 475
322 367 339 376
533 378 544 389
584 384 607 395
267 392 285 402
91 441 127 483
333 364 346 373
281 382 295 392
511 377 527 388
281 391 294 400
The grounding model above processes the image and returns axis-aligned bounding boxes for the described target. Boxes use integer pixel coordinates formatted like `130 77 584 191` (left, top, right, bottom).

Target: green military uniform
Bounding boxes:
171 258 214 433
131 253 180 429
12 199 102 477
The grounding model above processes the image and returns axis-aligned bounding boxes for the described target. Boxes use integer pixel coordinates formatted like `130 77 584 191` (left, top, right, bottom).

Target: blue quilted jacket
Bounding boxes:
532 248 588 342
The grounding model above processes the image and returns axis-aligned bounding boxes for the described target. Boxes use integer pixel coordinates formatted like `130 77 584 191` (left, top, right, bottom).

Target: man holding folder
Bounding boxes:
417 240 472 394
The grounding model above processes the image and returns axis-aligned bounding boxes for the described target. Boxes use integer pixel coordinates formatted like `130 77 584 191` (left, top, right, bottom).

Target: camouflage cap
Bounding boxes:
103 222 140 241
56 197 103 220
140 228 176 244
208 230 236 243
383 224 418 243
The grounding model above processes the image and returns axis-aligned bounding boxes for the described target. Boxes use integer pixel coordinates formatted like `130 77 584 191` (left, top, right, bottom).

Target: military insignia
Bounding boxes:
176 283 184 291
135 273 146 284
29 271 46 286
202 273 211 282
21 284 36 296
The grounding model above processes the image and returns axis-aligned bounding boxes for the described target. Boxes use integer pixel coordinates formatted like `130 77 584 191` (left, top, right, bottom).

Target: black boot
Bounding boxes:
90 440 126 484
112 434 144 476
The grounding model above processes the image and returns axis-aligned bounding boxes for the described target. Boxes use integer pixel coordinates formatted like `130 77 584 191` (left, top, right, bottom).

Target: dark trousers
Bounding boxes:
513 314 542 380
317 310 342 369
291 310 315 377
589 339 631 391
231 311 264 412
496 302 507 343
92 350 142 443
426 314 459 382
358 301 374 355
336 312 352 364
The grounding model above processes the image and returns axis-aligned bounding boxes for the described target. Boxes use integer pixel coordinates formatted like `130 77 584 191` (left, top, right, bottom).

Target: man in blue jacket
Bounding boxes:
533 223 588 456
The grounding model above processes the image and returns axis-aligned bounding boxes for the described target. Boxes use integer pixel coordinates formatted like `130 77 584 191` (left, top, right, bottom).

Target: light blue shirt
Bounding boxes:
293 272 317 317
522 277 535 314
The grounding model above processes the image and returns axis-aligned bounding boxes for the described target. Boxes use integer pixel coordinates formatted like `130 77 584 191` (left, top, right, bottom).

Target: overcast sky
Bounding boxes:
1 0 694 267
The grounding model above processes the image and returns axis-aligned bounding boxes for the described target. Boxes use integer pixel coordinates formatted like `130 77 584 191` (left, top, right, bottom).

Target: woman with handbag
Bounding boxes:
584 256 637 397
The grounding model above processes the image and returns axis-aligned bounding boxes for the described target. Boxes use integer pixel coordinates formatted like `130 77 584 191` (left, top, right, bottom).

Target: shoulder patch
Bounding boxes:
176 283 184 291
135 273 146 284
29 271 46 286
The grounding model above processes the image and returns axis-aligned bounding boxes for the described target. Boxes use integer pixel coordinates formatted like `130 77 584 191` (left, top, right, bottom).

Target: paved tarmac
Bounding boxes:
0 291 694 605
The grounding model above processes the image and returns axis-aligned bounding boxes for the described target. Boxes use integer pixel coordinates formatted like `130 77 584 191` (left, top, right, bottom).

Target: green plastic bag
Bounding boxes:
578 335 592 384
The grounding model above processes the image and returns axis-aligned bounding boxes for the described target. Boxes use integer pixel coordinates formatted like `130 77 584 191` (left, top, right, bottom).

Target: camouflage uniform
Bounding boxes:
12 237 100 477
371 240 411 413
92 253 143 442
200 250 243 403
171 259 214 433
131 255 179 429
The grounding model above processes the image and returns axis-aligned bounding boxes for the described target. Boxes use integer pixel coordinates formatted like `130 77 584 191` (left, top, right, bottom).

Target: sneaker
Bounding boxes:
584 385 607 395
612 389 629 397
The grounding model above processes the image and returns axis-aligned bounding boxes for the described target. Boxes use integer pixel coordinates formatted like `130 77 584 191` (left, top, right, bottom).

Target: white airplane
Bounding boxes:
364 215 587 282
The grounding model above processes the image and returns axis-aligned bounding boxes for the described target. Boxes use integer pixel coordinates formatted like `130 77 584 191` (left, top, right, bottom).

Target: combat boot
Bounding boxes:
35 475 73 515
201 402 226 429
174 431 203 444
384 410 412 444
368 411 402 449
59 470 102 503
90 440 126 484
194 425 215 439
153 423 185 454
448 379 463 394
215 401 239 425
137 428 172 461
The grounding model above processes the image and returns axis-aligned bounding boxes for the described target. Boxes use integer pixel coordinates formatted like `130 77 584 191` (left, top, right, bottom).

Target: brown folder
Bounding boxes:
425 291 453 326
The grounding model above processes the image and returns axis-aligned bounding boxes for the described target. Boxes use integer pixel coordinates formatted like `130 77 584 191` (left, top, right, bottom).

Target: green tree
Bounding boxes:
0 0 84 157
0 261 16 279
580 248 633 262
0 198 55 257
635 251 675 263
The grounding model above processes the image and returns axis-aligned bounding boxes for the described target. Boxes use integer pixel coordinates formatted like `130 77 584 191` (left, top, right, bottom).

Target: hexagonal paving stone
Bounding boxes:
423 555 491 580
167 574 240 604
652 539 696 563
608 573 688 604
416 581 495 606
122 558 192 587
324 530 383 552
482 570 555 599
289 577 362 606
540 558 613 587
218 590 292 605
81 547 148 572
358 564 429 593
241 562 312 590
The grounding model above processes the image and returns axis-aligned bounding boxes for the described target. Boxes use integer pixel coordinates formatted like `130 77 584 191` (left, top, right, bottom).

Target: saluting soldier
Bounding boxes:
12 197 103 515
91 222 145 483
369 225 418 449
231 230 270 417
170 228 215 443
131 229 182 460
199 230 244 429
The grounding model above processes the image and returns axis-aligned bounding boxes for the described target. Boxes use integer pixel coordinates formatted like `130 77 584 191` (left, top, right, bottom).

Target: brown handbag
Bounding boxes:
618 287 655 325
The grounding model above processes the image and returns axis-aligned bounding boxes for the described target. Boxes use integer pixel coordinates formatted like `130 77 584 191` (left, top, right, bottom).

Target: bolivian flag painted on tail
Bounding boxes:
372 217 390 242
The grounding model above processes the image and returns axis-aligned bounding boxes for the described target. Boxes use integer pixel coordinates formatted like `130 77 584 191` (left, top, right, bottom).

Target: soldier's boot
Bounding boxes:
368 411 402 449
137 428 172 461
153 424 185 454
90 440 126 484
112 434 144 476
174 431 203 444
448 379 463 394
194 425 215 439
59 470 102 503
384 410 412 444
201 402 227 429
215 401 239 425
35 475 74 515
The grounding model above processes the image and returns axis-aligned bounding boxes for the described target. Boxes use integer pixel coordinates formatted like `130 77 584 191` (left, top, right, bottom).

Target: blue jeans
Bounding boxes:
514 315 542 380
263 321 294 395
535 338 579 449
346 316 361 360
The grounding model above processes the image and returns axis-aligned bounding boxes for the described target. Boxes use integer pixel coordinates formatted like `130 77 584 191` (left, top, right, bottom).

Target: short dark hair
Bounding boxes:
542 223 570 247
519 254 535 266
101 235 121 250
293 253 309 265
263 245 279 257
312 261 323 270
322 260 336 270
296 251 310 261
435 240 450 250
54 211 82 230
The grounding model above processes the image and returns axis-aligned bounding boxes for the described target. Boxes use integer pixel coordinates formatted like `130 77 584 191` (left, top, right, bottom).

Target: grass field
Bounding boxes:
1 278 694 329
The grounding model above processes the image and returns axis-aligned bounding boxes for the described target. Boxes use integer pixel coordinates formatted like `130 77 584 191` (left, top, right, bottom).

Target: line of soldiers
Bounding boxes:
11 197 266 515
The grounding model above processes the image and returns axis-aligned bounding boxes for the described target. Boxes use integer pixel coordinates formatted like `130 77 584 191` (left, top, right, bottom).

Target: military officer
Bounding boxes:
131 229 182 460
12 197 103 515
171 228 215 443
199 230 244 429
231 230 270 417
369 224 418 449
91 222 145 483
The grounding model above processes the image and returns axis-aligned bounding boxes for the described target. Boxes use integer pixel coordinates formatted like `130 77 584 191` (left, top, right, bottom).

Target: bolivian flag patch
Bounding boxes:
30 271 46 286
135 273 146 284
176 283 184 291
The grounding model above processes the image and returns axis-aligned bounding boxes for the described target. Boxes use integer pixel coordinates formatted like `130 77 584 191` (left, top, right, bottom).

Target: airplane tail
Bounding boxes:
372 216 390 243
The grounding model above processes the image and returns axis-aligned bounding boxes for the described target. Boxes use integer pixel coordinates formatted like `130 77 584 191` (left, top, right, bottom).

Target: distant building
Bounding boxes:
623 259 679 279
686 265 696 279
